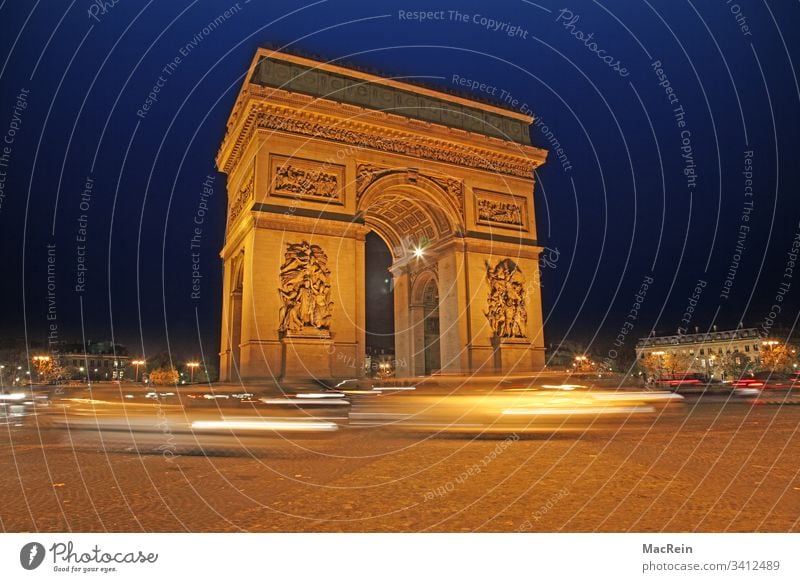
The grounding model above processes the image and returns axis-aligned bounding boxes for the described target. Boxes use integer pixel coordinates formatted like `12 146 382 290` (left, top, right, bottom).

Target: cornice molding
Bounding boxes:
218 99 545 179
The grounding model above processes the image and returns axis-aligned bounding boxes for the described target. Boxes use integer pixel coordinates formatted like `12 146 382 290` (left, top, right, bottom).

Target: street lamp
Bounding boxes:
186 362 200 383
32 355 51 383
762 340 779 359
131 360 145 383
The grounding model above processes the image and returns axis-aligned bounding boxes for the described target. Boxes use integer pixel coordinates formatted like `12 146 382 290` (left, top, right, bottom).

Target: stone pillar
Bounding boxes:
355 232 367 377
393 268 412 378
219 256 245 382
228 289 243 380
437 249 469 374
218 260 233 381
408 304 426 376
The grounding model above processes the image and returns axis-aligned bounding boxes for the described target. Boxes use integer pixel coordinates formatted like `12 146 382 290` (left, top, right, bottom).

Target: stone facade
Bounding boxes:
216 49 548 382
636 327 768 378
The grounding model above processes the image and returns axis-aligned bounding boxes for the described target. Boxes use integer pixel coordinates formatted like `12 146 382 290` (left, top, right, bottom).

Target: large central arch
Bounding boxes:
359 173 463 377
216 49 548 383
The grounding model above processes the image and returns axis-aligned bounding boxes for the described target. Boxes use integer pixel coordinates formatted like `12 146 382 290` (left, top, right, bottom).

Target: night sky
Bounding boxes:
1 0 799 362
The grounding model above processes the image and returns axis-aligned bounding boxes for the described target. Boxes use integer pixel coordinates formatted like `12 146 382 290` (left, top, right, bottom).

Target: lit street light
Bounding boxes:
131 360 145 383
573 355 590 372
32 355 52 383
186 362 200 383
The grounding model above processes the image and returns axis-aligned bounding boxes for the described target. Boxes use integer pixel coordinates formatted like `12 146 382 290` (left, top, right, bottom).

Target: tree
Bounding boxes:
146 352 177 372
759 344 798 374
613 346 638 374
61 366 83 381
719 353 753 381
194 362 218 383
640 352 695 379
149 367 179 386
32 356 63 384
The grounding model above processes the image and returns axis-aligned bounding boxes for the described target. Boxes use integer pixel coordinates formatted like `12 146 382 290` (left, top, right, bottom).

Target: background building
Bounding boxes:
636 327 779 380
58 341 131 382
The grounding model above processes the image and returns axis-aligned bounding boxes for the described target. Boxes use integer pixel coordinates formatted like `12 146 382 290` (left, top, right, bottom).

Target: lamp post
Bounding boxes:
762 340 779 359
32 355 51 383
131 360 145 383
761 340 779 372
186 362 200 384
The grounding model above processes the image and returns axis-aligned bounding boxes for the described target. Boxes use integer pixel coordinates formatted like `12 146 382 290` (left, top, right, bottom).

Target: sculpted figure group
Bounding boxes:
278 242 333 334
274 164 338 199
485 258 527 338
477 198 523 226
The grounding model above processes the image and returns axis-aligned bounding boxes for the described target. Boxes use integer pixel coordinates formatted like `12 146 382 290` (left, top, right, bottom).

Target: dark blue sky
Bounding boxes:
1 0 798 360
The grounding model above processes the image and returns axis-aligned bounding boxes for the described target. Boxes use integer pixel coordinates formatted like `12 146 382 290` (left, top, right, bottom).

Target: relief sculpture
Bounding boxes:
485 258 527 338
278 242 333 334
228 169 254 224
477 198 524 226
251 111 534 178
274 163 338 199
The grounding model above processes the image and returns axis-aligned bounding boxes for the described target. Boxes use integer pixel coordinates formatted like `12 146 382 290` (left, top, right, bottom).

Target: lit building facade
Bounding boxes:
58 341 131 381
216 49 549 382
635 327 768 379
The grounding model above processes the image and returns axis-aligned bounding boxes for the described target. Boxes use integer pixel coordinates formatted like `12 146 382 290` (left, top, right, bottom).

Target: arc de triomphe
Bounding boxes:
217 49 548 382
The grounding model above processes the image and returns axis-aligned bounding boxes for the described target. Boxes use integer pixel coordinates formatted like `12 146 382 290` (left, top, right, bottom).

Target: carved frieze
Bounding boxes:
270 155 344 204
474 190 528 230
228 166 254 224
246 108 534 179
278 242 333 336
429 175 464 214
485 258 527 339
355 164 392 202
355 163 463 215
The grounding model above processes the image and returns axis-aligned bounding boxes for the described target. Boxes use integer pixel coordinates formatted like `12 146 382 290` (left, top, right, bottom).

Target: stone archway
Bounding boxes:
216 48 548 382
356 173 464 378
412 272 441 375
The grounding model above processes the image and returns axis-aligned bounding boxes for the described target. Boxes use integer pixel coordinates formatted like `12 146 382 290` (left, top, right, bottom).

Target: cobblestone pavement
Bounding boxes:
1 401 799 532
